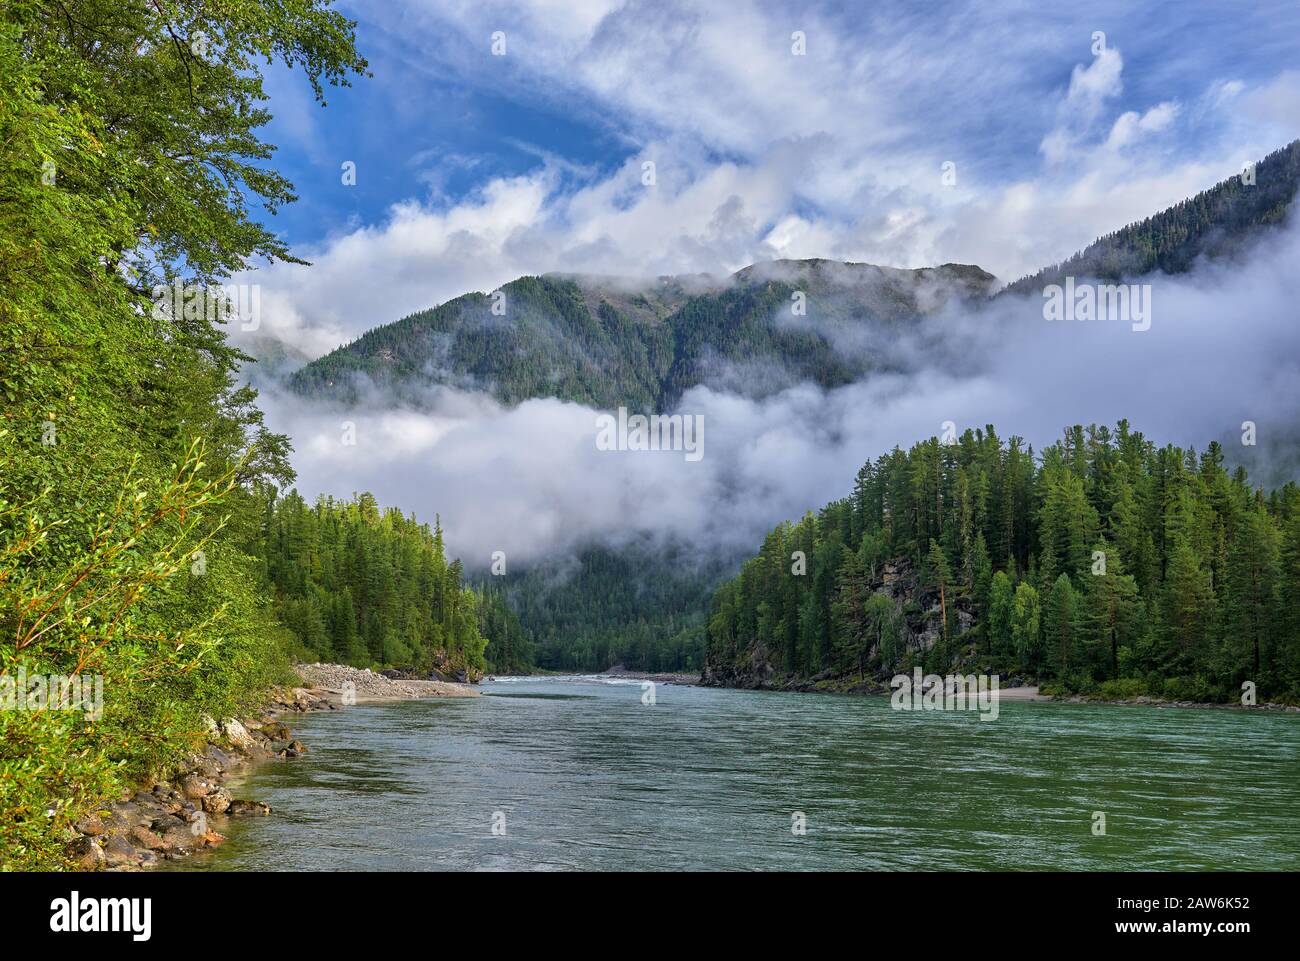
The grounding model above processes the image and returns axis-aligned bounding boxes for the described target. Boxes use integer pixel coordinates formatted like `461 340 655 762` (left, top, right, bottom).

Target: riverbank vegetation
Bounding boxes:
0 1 518 870
706 422 1300 704
263 492 532 676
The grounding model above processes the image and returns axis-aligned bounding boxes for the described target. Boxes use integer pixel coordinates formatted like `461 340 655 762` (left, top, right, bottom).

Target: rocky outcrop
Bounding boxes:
702 556 977 692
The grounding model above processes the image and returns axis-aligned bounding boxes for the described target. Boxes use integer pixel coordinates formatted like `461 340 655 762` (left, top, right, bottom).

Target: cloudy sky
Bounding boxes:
241 0 1300 356
238 1 1300 566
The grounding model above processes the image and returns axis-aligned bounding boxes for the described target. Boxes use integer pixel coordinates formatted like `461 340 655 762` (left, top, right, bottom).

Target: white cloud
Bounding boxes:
259 217 1300 569
240 2 1299 361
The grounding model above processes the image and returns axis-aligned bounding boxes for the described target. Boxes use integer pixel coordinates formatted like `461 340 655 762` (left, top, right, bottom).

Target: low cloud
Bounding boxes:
255 214 1300 571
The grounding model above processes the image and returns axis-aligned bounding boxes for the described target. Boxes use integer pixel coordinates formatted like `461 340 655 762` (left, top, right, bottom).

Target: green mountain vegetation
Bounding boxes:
704 422 1300 704
288 262 996 409
289 141 1300 415
1003 140 1300 295
0 1 521 869
486 543 725 673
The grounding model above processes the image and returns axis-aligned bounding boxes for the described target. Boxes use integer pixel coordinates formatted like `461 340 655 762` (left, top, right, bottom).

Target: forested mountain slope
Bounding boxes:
288 140 1300 414
288 261 996 408
262 492 533 677
1003 139 1300 295
703 422 1300 703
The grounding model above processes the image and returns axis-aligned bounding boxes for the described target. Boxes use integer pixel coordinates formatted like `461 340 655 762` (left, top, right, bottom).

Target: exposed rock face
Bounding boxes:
874 558 975 656
701 556 976 691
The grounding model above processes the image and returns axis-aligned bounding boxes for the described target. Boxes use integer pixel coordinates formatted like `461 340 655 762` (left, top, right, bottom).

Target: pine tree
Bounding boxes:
988 571 1015 658
1160 537 1215 675
1011 582 1042 673
1222 507 1280 684
1046 573 1080 677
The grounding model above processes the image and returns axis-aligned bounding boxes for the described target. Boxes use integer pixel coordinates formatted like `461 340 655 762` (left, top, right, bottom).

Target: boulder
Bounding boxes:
101 834 139 868
180 774 212 800
220 717 258 752
202 787 233 815
261 720 292 741
129 825 167 851
66 837 105 870
74 814 106 837
157 822 198 852
228 799 272 817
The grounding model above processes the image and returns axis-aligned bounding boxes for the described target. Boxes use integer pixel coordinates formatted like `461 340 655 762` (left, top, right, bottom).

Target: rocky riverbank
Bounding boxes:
66 663 481 870
65 685 333 871
294 662 481 701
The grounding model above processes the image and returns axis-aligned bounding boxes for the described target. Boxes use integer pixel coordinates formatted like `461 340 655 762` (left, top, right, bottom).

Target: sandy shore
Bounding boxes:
995 685 1047 701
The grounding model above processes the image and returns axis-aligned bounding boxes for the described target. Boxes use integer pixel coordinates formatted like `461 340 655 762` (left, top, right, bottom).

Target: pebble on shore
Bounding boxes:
66 663 482 871
65 685 333 871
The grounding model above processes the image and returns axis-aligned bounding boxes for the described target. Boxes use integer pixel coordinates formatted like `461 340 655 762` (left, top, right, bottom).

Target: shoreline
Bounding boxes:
699 671 1300 713
580 668 701 686
66 663 1296 869
491 669 702 686
294 662 481 703
66 663 480 871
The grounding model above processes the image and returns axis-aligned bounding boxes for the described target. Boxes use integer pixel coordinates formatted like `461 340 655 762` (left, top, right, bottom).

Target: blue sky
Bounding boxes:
239 0 1300 357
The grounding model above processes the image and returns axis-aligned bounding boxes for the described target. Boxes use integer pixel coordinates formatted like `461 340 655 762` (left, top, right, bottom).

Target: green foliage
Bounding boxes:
705 421 1300 703
1 0 366 868
260 492 494 676
1011 582 1042 672
0 436 293 869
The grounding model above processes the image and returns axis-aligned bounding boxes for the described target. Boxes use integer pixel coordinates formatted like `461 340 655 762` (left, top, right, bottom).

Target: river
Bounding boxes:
182 676 1300 871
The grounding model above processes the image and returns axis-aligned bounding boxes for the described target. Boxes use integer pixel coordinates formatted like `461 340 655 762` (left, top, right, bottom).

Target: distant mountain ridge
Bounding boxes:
1002 139 1299 296
287 140 1299 415
287 259 996 409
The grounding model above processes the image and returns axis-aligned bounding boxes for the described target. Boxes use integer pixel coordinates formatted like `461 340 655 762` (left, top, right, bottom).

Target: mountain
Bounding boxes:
282 141 1300 677
288 142 1300 411
1003 139 1300 296
287 260 996 409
